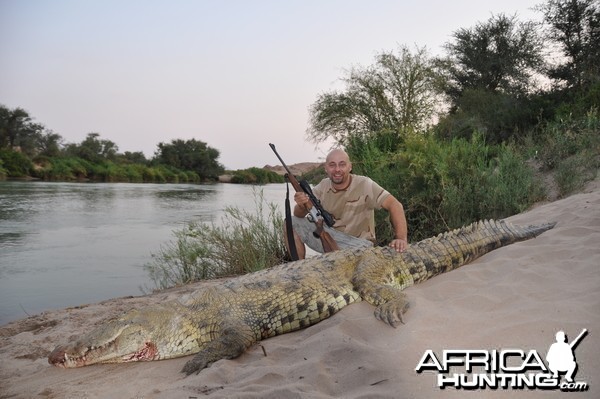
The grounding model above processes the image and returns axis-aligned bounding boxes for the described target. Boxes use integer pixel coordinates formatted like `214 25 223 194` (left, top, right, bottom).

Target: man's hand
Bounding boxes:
381 196 408 253
294 192 311 208
293 192 312 218
389 238 408 253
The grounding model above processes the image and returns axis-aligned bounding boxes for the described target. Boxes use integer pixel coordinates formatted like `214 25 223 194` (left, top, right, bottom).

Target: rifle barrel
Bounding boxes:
269 143 290 173
269 143 303 191
570 328 588 349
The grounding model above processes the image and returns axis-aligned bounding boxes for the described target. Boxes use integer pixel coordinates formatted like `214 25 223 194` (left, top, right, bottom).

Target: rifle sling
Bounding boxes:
284 177 299 261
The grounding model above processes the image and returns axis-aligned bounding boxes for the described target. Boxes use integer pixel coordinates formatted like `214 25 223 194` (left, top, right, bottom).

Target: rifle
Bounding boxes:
569 328 588 349
269 143 339 254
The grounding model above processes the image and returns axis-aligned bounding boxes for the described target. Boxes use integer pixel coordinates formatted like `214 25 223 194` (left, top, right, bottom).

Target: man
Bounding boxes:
546 331 578 383
288 148 408 259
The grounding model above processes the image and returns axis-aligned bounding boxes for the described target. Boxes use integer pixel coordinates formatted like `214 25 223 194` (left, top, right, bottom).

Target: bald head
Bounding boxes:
326 148 350 164
324 148 352 188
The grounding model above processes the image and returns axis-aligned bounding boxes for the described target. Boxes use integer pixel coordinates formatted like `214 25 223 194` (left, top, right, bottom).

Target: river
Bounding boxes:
0 181 288 325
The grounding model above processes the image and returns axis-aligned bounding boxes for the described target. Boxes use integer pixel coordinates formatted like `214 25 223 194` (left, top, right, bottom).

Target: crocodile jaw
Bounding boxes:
48 317 158 367
48 303 203 368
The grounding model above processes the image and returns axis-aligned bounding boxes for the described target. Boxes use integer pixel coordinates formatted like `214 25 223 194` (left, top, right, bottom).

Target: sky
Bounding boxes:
0 0 542 170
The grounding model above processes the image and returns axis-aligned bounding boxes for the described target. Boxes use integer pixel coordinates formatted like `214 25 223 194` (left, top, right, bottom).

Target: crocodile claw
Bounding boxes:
374 298 410 328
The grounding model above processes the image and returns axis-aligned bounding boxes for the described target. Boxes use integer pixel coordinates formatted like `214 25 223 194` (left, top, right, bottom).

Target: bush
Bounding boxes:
0 145 211 183
123 163 145 182
231 169 257 184
0 149 33 177
184 170 200 182
89 161 128 182
435 89 537 143
349 133 543 243
301 164 327 184
230 167 285 184
31 156 93 181
536 108 600 196
0 158 6 180
145 189 287 289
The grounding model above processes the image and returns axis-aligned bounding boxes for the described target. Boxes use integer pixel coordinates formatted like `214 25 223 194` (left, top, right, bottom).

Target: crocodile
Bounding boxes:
48 219 555 375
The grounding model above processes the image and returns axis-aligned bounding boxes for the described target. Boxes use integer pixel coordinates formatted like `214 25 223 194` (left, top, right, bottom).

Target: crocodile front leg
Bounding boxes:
352 249 412 327
182 318 256 375
356 283 410 327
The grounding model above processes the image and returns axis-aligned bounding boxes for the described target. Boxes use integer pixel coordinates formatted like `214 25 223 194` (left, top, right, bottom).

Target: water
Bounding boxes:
0 181 288 325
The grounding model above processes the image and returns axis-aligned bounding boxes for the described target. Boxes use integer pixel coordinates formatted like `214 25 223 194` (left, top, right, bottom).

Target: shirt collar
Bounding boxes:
328 174 353 193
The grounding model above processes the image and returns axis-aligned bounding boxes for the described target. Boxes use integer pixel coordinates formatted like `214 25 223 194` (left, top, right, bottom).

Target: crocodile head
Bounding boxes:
48 305 199 368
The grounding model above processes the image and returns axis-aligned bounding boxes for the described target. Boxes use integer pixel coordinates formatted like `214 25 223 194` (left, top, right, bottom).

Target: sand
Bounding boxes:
1 179 599 399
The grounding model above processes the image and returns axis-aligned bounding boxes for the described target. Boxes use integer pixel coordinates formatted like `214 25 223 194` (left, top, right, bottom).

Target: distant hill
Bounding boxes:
263 162 323 177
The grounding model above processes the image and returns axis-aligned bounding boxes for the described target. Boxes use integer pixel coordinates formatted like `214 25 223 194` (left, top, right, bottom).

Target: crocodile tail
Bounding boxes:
516 221 557 238
404 219 556 284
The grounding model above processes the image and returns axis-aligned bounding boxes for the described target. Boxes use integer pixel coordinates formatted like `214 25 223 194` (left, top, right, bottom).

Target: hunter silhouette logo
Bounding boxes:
546 329 587 383
415 328 589 391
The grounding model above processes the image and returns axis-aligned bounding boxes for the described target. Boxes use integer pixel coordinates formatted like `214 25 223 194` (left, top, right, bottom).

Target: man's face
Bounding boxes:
325 150 352 187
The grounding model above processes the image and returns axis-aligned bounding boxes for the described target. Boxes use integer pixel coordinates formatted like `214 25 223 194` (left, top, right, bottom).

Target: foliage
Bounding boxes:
30 155 202 183
538 0 600 91
535 108 600 196
434 13 545 143
145 189 287 289
36 131 63 157
0 149 34 177
230 167 285 184
307 45 440 147
154 138 224 180
434 89 538 142
0 105 225 182
41 156 91 180
438 13 543 105
0 105 47 157
301 164 327 185
118 151 148 165
64 132 119 163
349 133 544 243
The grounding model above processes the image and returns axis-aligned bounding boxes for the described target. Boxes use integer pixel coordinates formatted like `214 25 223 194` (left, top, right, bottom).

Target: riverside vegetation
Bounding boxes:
0 130 282 184
2 0 598 289
146 110 599 289
0 130 222 183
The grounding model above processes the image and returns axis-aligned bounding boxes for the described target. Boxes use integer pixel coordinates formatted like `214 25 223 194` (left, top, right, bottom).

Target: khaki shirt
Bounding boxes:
312 174 390 242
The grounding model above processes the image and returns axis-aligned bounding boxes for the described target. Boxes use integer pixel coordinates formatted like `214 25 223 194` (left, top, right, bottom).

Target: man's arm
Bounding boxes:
381 195 408 252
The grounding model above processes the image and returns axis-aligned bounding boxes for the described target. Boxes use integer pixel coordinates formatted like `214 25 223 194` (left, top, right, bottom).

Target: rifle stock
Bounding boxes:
269 143 339 253
313 219 339 252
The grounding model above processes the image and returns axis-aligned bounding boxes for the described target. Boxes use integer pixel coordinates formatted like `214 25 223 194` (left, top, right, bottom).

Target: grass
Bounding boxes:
144 189 287 290
536 109 600 197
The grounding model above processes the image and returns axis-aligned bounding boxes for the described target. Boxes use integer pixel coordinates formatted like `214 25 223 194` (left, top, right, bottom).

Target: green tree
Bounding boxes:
36 130 63 157
438 14 543 110
435 14 544 141
154 138 224 179
118 151 148 164
64 133 119 162
538 0 600 91
0 148 34 177
0 105 29 148
0 105 45 156
307 45 440 148
537 0 600 117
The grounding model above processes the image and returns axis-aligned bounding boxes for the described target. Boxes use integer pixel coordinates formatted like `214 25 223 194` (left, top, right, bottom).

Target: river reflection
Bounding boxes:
0 181 286 325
